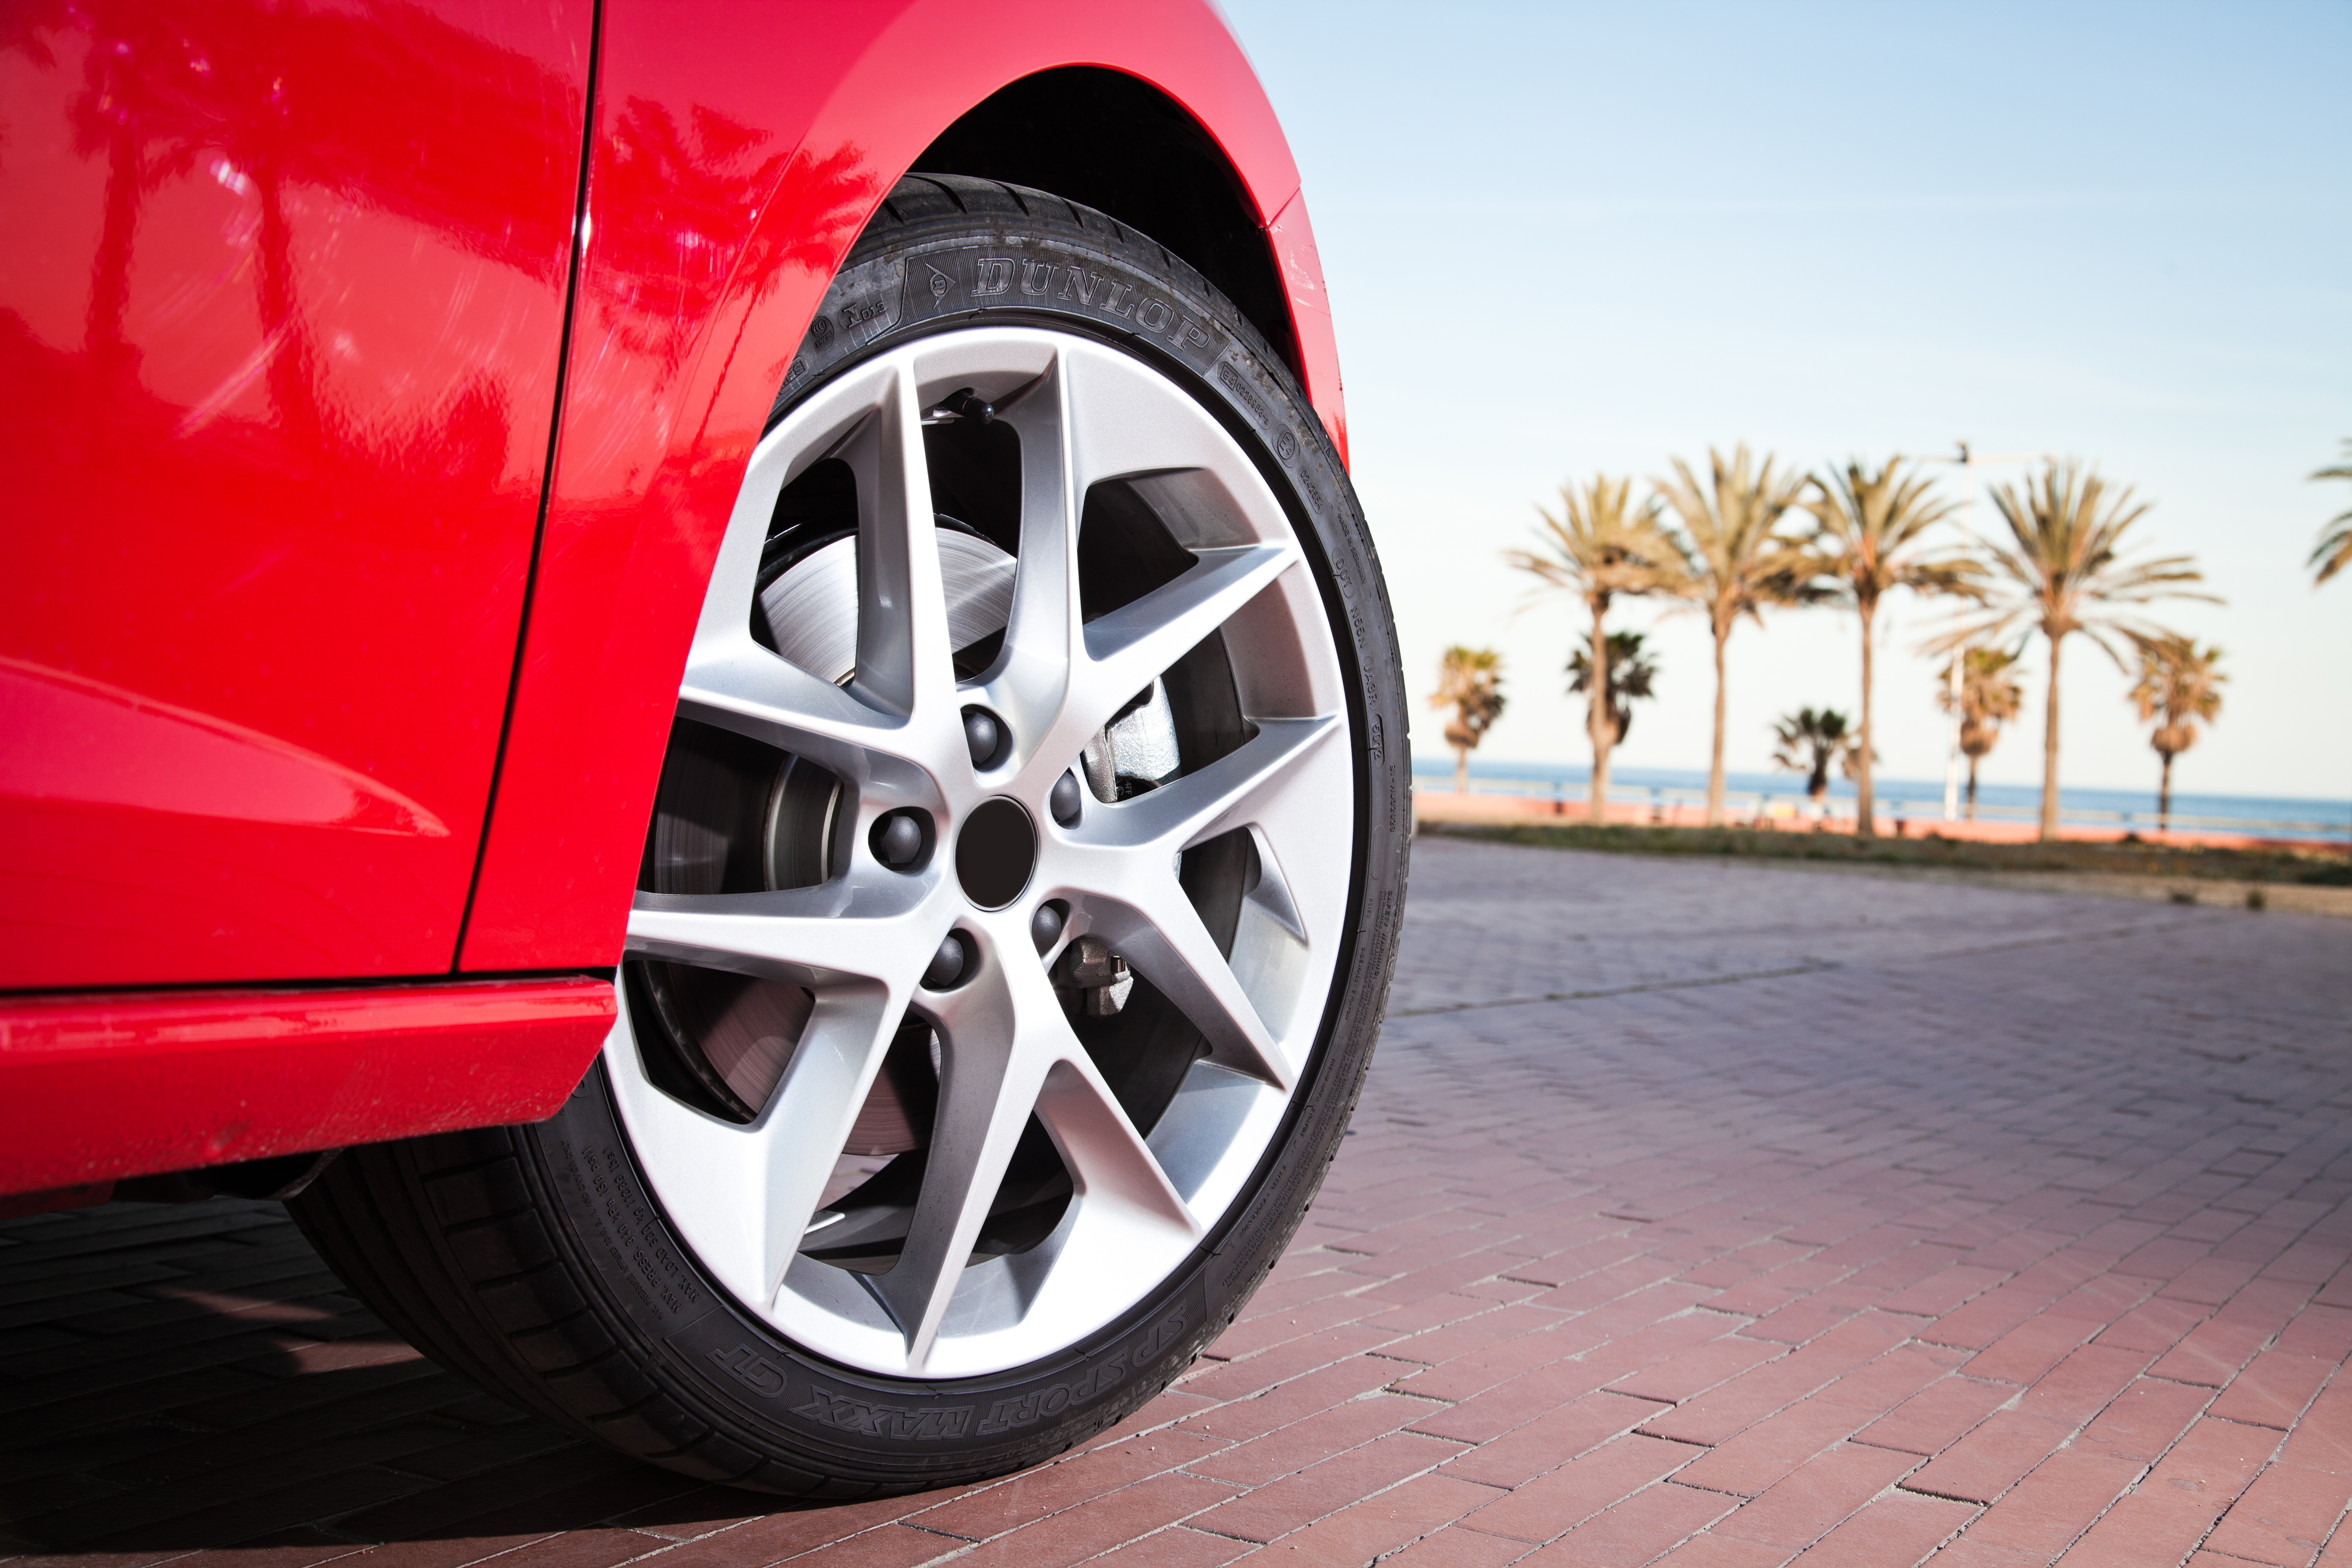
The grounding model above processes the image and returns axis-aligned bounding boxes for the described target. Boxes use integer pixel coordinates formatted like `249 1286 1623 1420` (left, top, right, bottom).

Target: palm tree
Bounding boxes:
1430 646 1506 793
1953 461 2215 841
1568 630 1660 748
1655 446 1820 825
2128 634 2224 833
1934 645 2025 820
1804 456 1979 837
1505 477 1686 820
2313 440 2352 585
1770 707 1859 807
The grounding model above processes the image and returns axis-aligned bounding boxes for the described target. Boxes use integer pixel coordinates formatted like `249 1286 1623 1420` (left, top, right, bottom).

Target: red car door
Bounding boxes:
0 0 592 988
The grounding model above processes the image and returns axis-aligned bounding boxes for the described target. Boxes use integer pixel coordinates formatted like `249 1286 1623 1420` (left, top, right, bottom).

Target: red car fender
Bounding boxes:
456 0 1347 971
0 978 616 1198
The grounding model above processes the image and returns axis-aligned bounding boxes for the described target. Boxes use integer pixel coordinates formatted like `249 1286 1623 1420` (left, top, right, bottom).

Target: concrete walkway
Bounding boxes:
5 836 2349 1566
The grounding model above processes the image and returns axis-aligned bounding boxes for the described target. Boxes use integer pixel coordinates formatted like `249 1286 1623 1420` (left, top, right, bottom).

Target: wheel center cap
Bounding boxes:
956 798 1037 910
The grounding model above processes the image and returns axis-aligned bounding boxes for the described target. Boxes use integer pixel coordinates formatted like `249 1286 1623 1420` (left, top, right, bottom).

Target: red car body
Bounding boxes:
0 0 1344 1201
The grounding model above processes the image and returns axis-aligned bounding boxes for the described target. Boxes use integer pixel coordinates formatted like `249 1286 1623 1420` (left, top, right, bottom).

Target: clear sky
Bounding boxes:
1220 0 2351 803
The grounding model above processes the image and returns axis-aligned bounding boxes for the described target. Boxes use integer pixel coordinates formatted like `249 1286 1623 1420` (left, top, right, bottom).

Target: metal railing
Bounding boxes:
1408 772 2350 839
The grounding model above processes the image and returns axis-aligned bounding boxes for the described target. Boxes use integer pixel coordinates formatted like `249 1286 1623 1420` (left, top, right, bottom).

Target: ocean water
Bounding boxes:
1411 757 2352 839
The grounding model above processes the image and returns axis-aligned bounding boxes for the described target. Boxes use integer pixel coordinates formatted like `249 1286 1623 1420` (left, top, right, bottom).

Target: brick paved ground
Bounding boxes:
6 836 2351 1567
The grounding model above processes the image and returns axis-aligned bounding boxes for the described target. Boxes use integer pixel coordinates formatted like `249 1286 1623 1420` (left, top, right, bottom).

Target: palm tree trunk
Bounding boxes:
1453 745 1467 794
2039 633 2063 843
1706 619 1729 827
2158 752 2173 834
1855 601 1877 838
1588 598 1611 823
1966 758 1979 820
89 112 140 364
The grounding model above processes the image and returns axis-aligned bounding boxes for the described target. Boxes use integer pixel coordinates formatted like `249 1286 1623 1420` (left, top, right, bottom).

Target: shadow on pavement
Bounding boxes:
0 1200 799 1555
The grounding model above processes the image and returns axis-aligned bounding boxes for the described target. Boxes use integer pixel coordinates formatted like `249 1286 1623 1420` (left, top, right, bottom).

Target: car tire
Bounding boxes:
290 175 1410 1496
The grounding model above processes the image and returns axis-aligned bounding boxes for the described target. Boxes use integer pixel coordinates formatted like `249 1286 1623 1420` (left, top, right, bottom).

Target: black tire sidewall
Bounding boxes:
522 182 1411 1487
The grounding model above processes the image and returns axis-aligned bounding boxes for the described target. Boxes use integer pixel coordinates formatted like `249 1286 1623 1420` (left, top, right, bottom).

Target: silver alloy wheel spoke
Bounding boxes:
1065 544 1298 742
629 878 940 988
606 984 905 1311
606 328 1354 1377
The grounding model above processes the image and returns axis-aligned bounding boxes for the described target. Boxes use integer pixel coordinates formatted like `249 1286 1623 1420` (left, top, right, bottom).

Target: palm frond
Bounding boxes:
2313 439 2352 585
1802 454 1973 612
1654 444 1816 627
1976 459 2215 638
2125 632 2223 759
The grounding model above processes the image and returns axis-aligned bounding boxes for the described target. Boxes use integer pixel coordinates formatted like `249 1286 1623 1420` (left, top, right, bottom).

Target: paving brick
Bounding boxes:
1700 1442 1919 1552
1898 1410 2078 1504
10 841 2352 1568
2060 1416 2283 1568
2072 1375 2215 1465
1932 1539 2064 1568
2211 1351 2338 1431
1645 1535 1793 1567
1189 1431 1458 1542
1082 1526 1256 1568
1640 1315 1913 1446
1785 1489 1975 1565
2275 1304 2352 1363
1176 1354 1408 1443
1389 1306 1578 1369
2280 1379 2352 1476
1207 1294 1377 1362
1965 1310 2101 1384
1375 1524 1536 1568
1953 1448 2141 1556
1810 1344 1966 1418
2012 1345 2154 1430
1404 1356 1626 1446
764 1524 959 1568
1257 1473 1506 1568
2202 1462 2352 1566
1606 1336 1783 1406
1853 1376 2019 1456
2093 1295 2210 1356
1438 1393 1668 1489
1461 1436 1700 1543
1185 1393 1431 1487
1519 1479 1731 1566
944 1473 1238 1568
1178 1325 1404 1403
1671 1398 1865 1498
912 1431 1223 1539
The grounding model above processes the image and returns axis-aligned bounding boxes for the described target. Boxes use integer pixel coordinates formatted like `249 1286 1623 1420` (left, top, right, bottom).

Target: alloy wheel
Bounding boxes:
606 327 1356 1379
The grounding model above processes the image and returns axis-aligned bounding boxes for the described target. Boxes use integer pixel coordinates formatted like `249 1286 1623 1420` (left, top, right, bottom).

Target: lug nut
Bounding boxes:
963 707 1003 769
872 811 924 869
1050 769 1083 826
1030 900 1065 953
923 931 970 990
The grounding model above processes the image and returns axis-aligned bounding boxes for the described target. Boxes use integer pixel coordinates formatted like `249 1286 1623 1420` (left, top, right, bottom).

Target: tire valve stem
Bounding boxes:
940 387 994 425
1055 935 1130 1017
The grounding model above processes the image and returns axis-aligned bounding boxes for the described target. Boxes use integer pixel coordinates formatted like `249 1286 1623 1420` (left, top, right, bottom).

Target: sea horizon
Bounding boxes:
1411 756 2352 838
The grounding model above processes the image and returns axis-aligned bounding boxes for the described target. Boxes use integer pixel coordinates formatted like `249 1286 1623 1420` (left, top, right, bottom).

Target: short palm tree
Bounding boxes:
1505 477 1686 820
1804 456 1979 837
1655 446 1820 825
2313 440 2352 585
1950 461 2215 841
1568 630 1660 746
2127 634 2223 833
1430 645 1506 793
1934 645 2025 819
1770 707 1859 807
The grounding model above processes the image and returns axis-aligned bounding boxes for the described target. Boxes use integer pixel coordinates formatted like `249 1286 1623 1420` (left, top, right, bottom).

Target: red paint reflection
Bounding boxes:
0 0 588 985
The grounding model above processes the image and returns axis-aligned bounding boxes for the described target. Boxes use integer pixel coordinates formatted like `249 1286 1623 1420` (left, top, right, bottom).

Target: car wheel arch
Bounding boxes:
907 65 1301 389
